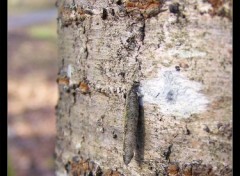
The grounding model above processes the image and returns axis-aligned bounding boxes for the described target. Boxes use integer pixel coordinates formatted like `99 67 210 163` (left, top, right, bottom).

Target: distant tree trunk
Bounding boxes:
55 0 232 175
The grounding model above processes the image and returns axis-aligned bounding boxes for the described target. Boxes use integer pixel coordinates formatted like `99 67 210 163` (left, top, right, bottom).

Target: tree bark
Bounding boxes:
55 0 232 175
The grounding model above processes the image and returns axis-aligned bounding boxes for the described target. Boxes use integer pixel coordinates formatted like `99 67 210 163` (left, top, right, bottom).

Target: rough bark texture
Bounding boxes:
55 0 232 175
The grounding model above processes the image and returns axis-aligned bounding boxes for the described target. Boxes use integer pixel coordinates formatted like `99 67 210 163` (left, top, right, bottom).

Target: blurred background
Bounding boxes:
8 1 58 175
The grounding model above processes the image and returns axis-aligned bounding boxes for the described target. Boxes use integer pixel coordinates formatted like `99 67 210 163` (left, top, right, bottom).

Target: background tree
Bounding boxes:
55 0 232 175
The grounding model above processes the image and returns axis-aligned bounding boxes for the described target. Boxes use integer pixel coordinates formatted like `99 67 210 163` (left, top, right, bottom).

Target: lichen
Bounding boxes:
140 67 209 118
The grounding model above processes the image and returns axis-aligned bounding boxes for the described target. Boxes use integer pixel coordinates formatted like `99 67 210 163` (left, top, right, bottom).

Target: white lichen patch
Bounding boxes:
140 68 209 118
67 64 72 78
55 170 67 176
67 64 80 85
75 143 81 150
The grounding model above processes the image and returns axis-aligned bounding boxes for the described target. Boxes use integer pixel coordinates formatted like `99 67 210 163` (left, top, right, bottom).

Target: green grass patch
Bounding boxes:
28 22 57 41
8 156 15 176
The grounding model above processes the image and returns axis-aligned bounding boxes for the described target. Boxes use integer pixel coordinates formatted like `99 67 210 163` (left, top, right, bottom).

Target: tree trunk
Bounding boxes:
55 0 232 175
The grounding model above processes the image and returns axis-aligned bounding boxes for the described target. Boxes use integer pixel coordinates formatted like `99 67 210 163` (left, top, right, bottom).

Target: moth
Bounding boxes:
123 83 140 165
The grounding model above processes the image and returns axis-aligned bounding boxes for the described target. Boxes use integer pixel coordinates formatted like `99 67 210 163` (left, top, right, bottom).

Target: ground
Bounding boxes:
8 20 58 176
